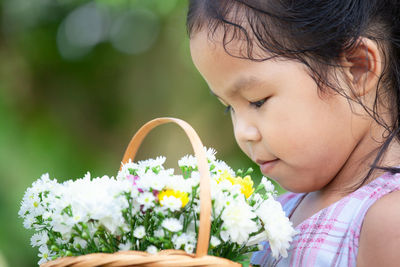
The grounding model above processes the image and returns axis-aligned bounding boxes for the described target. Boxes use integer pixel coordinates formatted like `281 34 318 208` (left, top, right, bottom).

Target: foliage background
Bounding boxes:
0 1 283 266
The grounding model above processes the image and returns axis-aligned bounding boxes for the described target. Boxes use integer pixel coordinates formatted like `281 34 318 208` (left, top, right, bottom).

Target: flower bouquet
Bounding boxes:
19 118 296 267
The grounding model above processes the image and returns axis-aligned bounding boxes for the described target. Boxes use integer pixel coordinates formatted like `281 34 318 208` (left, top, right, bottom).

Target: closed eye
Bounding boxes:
250 98 268 108
224 105 232 114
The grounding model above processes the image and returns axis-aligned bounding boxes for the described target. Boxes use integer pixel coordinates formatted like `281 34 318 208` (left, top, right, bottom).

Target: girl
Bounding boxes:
187 0 400 266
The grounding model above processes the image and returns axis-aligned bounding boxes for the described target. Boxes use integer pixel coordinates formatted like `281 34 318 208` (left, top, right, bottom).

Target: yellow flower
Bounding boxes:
158 189 189 208
216 171 255 198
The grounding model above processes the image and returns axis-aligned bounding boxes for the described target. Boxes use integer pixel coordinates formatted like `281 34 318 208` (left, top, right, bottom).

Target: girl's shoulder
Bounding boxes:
357 188 400 266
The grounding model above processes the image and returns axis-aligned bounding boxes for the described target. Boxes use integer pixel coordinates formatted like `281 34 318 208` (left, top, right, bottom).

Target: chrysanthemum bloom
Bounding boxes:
158 189 189 210
216 171 255 198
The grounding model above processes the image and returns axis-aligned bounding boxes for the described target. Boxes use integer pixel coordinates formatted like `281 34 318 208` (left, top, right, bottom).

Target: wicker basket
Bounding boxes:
42 117 243 267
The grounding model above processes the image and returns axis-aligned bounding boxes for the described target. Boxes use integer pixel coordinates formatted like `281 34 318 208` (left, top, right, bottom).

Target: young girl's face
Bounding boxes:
190 30 371 193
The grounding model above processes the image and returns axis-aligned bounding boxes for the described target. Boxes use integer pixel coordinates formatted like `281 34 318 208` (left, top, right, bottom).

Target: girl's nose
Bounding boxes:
233 114 261 143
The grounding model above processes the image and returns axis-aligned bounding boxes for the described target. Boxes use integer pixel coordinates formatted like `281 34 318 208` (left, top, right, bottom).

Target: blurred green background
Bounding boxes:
0 0 283 266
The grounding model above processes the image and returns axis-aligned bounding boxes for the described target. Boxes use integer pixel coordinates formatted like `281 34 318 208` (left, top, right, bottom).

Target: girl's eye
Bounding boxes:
250 98 268 108
224 105 233 114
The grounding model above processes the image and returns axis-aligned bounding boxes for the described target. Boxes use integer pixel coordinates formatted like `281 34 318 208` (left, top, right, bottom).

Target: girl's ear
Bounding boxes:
340 38 383 98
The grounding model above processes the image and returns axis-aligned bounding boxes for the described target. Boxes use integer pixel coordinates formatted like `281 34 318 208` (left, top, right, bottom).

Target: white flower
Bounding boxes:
165 175 192 193
205 147 217 161
23 214 36 230
210 236 221 247
212 191 235 215
137 192 156 210
154 228 165 238
160 196 182 212
247 232 268 247
187 172 201 188
146 245 158 254
221 200 258 245
261 177 275 192
220 231 229 242
137 156 166 171
131 187 139 199
172 232 196 250
134 225 146 239
117 159 139 180
118 241 132 251
184 243 195 254
178 155 197 169
255 198 297 259
30 232 48 247
38 245 53 265
62 174 129 234
251 193 264 206
136 171 169 191
73 237 88 249
162 218 183 232
153 205 167 215
212 160 235 176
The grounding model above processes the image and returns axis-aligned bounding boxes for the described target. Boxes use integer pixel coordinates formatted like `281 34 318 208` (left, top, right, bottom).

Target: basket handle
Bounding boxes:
120 117 211 258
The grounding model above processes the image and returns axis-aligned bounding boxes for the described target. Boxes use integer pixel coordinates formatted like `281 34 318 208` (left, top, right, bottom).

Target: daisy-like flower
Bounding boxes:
159 189 189 211
117 159 139 180
118 241 132 251
73 237 88 249
137 156 166 171
215 171 255 198
23 214 36 230
178 154 198 169
134 225 146 239
210 236 221 248
185 243 195 254
179 147 217 170
162 218 183 233
38 245 54 265
159 195 182 212
146 245 158 254
212 159 235 176
166 175 192 193
205 147 217 161
137 192 156 210
261 177 275 192
172 232 196 250
30 232 49 247
154 228 165 238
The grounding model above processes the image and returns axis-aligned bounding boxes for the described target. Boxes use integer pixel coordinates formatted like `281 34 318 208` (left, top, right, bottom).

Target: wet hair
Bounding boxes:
186 0 400 189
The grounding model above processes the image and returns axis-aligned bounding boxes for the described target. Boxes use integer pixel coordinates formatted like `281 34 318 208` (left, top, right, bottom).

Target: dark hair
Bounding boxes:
186 0 400 189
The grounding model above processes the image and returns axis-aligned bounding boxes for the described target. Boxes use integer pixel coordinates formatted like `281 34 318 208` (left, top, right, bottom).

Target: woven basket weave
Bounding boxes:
41 117 243 267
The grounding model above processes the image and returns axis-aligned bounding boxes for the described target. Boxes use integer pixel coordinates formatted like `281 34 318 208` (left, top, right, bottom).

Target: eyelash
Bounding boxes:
224 98 267 114
250 98 267 108
224 106 232 114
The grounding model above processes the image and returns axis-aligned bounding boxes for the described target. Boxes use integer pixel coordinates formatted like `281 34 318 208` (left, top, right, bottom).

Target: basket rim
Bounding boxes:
41 249 243 267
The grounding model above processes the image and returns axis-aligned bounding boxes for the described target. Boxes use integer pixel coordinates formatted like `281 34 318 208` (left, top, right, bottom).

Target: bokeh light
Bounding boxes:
110 8 159 55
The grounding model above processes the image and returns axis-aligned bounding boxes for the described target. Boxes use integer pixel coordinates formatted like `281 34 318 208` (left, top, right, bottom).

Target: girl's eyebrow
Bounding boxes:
229 76 262 94
210 76 263 96
209 76 264 100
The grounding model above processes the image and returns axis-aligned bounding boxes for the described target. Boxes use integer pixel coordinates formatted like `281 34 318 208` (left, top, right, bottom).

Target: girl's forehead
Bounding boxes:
190 30 290 81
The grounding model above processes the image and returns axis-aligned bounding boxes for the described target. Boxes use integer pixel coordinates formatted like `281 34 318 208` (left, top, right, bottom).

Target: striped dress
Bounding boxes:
251 171 400 267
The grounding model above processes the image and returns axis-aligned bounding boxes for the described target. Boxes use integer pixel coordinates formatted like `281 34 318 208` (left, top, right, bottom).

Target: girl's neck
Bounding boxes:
290 139 400 228
311 125 400 213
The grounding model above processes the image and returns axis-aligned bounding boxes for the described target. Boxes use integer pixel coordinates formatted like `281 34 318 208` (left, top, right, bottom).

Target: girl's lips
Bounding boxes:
258 159 279 174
